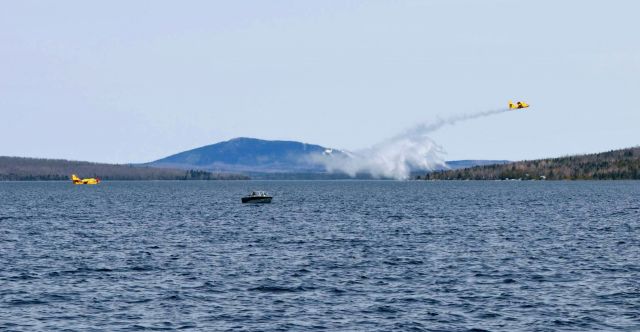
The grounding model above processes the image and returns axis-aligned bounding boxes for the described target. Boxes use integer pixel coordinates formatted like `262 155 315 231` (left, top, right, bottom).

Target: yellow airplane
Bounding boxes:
71 174 101 185
509 100 529 110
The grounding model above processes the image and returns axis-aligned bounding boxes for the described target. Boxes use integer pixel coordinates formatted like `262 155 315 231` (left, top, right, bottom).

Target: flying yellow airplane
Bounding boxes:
71 174 101 185
509 100 529 110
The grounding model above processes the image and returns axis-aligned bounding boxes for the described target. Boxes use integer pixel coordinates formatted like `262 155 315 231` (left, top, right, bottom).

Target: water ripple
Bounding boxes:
0 181 639 331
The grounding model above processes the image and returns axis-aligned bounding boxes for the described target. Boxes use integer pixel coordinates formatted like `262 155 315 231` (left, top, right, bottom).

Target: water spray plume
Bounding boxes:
315 108 510 180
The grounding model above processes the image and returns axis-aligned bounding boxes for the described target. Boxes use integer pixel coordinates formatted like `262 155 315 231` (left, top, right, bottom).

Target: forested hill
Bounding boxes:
420 147 640 180
149 137 340 173
0 157 249 181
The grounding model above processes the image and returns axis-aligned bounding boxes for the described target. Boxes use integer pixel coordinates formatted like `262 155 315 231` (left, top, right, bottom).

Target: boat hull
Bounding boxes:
241 196 272 203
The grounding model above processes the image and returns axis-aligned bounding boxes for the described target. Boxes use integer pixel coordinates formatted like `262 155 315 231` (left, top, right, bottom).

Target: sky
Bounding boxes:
1 1 638 163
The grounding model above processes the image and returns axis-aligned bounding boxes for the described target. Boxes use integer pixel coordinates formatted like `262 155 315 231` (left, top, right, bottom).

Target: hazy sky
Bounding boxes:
1 1 638 163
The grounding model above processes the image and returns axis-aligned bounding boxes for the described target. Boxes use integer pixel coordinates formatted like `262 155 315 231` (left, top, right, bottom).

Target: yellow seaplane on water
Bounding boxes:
508 100 530 110
71 174 101 185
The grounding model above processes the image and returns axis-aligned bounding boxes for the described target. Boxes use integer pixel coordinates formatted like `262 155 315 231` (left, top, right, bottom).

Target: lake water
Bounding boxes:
1 181 639 331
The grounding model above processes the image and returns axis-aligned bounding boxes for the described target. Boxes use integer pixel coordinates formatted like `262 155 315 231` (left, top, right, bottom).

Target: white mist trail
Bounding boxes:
397 108 508 141
314 108 509 180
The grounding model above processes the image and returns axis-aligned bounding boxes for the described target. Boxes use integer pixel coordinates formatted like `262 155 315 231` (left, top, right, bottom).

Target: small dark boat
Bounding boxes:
241 191 272 203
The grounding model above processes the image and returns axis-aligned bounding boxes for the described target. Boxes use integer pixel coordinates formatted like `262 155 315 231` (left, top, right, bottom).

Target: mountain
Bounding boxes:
0 156 248 181
421 147 640 180
149 137 345 173
148 137 508 175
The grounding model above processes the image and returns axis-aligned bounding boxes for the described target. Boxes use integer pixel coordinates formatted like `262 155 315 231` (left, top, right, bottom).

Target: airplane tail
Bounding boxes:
508 100 516 109
71 174 81 183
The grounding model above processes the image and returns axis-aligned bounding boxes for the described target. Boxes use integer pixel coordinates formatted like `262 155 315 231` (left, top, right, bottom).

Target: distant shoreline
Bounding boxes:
3 145 639 181
420 146 640 181
0 156 249 181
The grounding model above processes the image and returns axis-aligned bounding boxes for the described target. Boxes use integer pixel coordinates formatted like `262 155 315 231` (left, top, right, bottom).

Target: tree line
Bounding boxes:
419 147 640 180
0 157 249 181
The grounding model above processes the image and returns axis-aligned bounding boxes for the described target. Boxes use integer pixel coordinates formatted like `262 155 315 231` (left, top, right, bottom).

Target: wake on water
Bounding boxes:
313 108 510 180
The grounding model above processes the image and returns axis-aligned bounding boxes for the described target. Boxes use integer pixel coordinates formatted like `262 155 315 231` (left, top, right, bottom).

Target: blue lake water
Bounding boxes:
1 181 639 331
